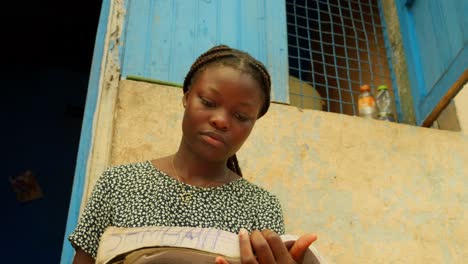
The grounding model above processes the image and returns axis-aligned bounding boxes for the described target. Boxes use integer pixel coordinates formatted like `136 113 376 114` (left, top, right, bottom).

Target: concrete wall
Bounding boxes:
455 82 468 135
97 79 468 264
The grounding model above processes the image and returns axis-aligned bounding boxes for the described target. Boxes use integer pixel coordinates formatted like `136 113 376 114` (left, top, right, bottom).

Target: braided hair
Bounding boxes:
183 45 272 176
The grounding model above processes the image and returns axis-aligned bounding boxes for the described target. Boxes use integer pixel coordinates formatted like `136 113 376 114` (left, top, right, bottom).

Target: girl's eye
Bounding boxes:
200 97 216 108
234 113 249 122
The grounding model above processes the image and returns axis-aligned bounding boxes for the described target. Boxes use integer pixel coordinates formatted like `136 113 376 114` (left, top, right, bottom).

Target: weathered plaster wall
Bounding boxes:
81 0 126 202
104 80 468 263
455 82 468 135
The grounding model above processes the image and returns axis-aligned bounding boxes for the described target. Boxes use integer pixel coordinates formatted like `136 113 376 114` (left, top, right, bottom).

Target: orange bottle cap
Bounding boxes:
360 85 370 91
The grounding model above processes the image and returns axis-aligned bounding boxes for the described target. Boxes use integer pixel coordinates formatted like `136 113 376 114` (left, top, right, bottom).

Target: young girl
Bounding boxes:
69 45 316 264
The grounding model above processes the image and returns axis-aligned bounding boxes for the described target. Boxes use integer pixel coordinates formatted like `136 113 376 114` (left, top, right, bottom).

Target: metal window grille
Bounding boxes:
286 0 394 116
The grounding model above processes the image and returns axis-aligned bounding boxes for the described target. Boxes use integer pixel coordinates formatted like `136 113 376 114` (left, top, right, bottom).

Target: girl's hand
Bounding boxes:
215 228 317 264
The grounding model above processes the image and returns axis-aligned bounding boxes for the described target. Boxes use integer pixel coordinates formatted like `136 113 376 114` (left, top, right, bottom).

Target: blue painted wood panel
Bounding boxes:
60 1 112 263
396 0 468 125
120 0 289 103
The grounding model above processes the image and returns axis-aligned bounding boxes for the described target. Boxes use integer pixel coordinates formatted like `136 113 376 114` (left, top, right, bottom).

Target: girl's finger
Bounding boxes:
289 234 318 262
215 256 230 264
261 229 291 263
238 228 258 264
251 230 275 263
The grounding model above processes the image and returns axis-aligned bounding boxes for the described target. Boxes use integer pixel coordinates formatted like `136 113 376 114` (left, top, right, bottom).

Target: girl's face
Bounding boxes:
181 65 264 162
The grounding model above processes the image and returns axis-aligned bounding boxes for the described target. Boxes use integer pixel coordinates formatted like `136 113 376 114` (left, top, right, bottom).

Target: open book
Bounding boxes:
96 226 327 264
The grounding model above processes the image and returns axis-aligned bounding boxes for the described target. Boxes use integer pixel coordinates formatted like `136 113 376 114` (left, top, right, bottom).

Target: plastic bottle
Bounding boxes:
375 85 395 122
358 84 377 119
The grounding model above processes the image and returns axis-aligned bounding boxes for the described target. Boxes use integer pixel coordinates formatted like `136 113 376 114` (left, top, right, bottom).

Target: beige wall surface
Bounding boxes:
106 80 468 263
455 82 468 135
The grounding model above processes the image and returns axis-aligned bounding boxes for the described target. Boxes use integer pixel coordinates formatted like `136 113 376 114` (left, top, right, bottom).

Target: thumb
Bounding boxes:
289 233 318 262
215 256 230 264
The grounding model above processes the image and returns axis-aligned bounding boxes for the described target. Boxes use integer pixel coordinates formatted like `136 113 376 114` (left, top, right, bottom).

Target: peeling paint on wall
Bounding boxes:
82 0 127 208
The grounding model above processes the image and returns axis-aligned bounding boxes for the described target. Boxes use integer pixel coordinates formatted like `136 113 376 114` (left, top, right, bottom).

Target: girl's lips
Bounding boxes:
200 131 226 147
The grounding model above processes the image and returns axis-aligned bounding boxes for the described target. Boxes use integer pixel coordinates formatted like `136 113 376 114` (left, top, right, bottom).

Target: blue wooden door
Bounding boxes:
120 0 289 103
396 0 468 125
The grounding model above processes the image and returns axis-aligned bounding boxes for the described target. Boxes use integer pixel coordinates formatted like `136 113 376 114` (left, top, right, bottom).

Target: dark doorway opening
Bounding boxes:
1 1 102 263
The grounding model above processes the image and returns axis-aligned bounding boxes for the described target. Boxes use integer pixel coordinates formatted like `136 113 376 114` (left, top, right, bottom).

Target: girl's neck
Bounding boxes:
172 147 230 186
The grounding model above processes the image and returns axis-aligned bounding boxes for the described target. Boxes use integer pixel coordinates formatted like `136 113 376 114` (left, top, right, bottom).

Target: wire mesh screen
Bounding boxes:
286 0 394 116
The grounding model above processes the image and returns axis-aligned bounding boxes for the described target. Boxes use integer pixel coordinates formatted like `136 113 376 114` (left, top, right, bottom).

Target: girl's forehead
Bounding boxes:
198 66 260 88
194 66 264 101
202 65 258 82
199 64 237 75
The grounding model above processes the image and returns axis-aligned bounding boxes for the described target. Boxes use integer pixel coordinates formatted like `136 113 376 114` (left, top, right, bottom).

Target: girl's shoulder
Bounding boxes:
229 177 280 202
98 160 167 185
104 160 153 173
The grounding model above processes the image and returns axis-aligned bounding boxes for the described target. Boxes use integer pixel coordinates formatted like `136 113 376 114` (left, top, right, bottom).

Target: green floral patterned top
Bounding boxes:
68 161 285 258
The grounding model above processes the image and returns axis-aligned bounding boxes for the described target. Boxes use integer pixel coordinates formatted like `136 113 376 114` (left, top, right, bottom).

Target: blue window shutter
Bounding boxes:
120 0 289 103
395 0 468 125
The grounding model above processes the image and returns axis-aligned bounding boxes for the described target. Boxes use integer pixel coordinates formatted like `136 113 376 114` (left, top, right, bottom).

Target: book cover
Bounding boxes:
96 226 327 264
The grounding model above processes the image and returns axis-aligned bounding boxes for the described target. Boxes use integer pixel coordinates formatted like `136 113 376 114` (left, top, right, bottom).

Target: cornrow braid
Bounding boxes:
227 154 243 177
183 44 271 118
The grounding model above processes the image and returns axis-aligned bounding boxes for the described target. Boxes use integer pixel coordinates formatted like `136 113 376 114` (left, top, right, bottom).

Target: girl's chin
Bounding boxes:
196 149 233 163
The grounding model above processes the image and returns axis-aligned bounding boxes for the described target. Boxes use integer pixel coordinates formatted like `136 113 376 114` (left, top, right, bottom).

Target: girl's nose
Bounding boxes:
210 111 229 131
